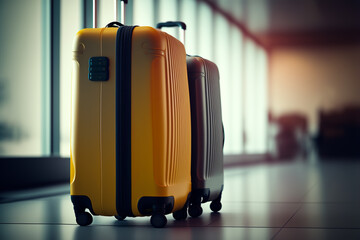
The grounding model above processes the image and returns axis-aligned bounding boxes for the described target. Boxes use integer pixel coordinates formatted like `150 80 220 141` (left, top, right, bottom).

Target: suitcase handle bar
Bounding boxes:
156 21 186 30
93 0 97 28
115 0 128 25
156 21 186 45
93 0 127 28
105 21 124 28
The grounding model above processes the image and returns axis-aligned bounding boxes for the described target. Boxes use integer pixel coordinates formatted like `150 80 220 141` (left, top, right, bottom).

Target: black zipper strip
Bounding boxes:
116 25 136 217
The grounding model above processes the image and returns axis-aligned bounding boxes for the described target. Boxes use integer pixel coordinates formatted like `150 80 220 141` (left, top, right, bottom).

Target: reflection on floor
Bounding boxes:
1 159 360 240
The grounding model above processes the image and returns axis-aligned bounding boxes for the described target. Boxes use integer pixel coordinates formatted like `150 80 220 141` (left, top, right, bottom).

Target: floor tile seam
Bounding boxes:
0 222 77 226
270 227 283 240
221 201 303 204
297 201 360 204
167 225 281 229
206 215 222 226
0 222 281 229
280 226 360 230
270 203 304 240
0 222 153 227
299 180 319 203
0 222 160 227
264 161 316 239
192 225 280 229
206 223 287 228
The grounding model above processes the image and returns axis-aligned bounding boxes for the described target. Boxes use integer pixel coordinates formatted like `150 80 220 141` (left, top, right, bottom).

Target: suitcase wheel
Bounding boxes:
76 212 93 226
115 215 126 221
150 213 167 228
210 200 222 213
172 208 187 220
188 205 203 218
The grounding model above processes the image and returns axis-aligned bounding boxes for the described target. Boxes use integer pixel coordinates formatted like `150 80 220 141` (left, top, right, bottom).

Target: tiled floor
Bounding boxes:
1 159 360 239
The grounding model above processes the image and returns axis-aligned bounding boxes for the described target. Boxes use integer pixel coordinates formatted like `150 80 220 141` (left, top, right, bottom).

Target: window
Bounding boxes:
229 24 244 154
0 0 47 156
197 2 214 61
214 13 232 154
98 0 116 27
243 40 268 153
158 0 178 38
60 0 82 156
244 39 257 153
179 0 198 54
256 47 268 153
133 0 154 26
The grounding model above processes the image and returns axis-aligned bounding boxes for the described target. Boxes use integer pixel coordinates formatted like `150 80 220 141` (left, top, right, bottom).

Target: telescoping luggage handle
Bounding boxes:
93 0 128 27
115 0 128 25
156 21 187 46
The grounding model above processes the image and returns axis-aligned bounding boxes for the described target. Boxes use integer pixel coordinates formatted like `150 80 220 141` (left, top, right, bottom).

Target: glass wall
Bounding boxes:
229 25 244 154
256 48 268 153
244 39 268 153
197 1 214 61
158 0 178 38
213 13 232 153
0 0 47 156
60 0 82 156
133 0 154 26
179 0 197 54
98 0 116 28
244 39 258 153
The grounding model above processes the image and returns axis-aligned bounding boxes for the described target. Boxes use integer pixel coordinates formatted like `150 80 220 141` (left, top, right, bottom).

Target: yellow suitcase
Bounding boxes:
70 21 191 227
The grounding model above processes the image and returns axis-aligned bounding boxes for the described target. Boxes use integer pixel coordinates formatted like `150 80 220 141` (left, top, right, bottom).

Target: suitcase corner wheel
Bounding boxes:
172 192 190 221
188 190 223 218
120 213 170 228
149 204 168 228
75 212 93 226
172 208 188 221
114 215 126 221
172 200 189 221
209 198 222 213
72 196 94 226
188 204 203 218
150 213 167 228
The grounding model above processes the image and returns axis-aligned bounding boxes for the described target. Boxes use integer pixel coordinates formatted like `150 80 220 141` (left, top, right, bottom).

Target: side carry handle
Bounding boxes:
105 21 124 28
156 21 187 45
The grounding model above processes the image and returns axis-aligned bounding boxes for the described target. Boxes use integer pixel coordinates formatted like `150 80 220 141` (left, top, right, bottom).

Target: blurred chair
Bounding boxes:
315 106 360 158
269 113 309 160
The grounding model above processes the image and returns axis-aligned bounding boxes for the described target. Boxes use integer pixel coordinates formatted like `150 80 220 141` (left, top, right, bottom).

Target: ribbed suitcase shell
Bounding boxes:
70 26 191 224
187 56 224 208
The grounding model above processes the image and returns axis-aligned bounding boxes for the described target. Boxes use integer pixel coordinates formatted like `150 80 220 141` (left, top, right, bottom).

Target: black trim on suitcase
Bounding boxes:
116 25 136 217
71 195 95 215
190 184 224 204
137 196 175 215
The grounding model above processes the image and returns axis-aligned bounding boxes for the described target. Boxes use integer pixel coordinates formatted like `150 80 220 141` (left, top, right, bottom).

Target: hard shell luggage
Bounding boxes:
70 1 192 228
156 22 224 218
186 56 224 217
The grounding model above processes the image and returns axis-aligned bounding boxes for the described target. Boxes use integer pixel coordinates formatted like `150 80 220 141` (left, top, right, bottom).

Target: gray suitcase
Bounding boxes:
186 56 224 217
